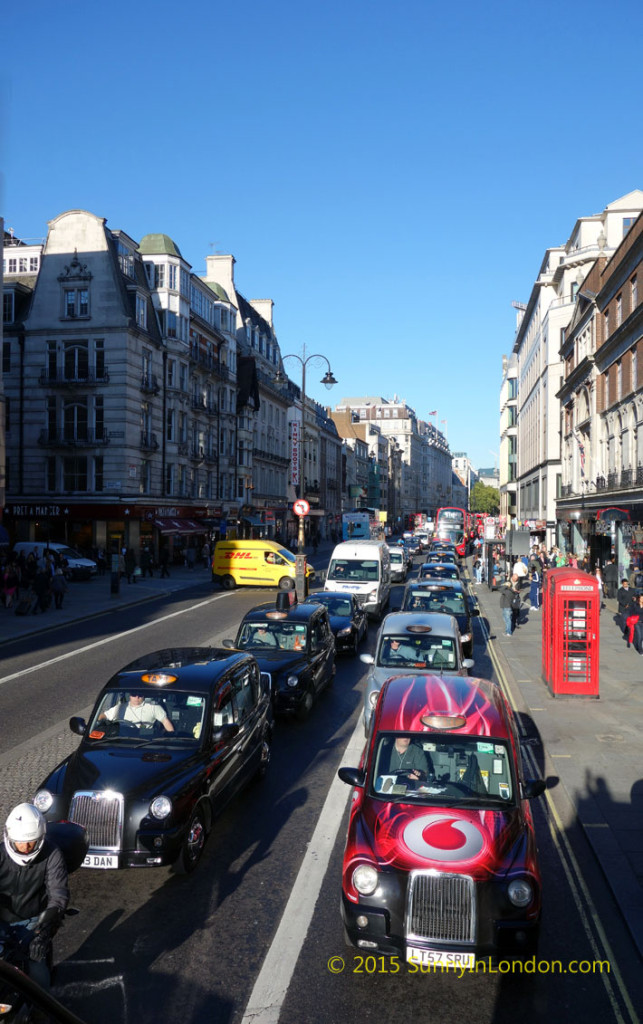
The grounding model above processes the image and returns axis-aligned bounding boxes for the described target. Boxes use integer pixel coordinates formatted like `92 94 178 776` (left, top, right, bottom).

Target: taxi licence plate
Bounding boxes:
406 947 475 970
82 853 118 869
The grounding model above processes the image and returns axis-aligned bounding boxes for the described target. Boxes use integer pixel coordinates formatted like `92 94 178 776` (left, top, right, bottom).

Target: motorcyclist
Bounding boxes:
0 803 69 990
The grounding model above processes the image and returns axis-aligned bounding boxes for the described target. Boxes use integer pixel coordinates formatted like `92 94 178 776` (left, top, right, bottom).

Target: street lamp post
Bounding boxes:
275 345 337 599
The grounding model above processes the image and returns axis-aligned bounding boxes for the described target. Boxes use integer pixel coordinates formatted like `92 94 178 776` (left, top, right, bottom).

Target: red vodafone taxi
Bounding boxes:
338 675 546 967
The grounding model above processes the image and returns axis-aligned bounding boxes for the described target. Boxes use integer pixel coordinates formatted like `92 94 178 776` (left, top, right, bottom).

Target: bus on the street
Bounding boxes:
435 506 469 557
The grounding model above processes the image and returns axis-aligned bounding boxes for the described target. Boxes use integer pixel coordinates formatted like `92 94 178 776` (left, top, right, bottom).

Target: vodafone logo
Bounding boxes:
402 814 485 862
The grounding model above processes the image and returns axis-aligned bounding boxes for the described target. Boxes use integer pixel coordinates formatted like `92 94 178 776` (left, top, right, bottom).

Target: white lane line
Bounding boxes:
241 715 365 1024
0 593 230 687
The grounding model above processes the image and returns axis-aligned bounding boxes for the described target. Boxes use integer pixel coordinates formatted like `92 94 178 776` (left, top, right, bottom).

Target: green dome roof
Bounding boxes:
138 233 183 257
204 280 231 303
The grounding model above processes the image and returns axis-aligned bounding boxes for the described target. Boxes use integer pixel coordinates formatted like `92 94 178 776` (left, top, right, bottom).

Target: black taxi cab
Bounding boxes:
339 674 546 967
33 647 272 873
226 599 336 719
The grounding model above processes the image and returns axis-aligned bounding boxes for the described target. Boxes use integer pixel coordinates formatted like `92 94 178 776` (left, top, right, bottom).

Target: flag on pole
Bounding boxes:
574 430 586 477
428 410 437 415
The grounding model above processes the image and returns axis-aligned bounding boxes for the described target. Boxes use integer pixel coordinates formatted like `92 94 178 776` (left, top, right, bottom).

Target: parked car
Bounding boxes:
338 673 547 964
417 562 461 582
13 541 97 580
227 599 336 719
302 590 368 656
361 612 474 734
33 647 273 872
400 579 478 657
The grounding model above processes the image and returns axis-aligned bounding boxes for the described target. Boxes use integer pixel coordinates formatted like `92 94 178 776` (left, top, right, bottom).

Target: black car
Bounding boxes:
33 647 272 873
228 600 336 719
400 579 478 658
417 562 461 582
302 590 368 655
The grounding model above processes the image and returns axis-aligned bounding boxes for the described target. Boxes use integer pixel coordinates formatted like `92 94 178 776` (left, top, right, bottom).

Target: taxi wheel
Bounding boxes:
221 575 236 590
278 576 295 591
296 688 314 721
176 806 207 873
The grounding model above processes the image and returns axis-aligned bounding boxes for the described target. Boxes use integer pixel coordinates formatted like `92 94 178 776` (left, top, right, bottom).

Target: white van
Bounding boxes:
13 542 97 580
324 539 391 619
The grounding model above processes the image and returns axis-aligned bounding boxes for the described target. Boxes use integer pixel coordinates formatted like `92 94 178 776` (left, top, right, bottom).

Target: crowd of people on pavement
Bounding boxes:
0 547 69 615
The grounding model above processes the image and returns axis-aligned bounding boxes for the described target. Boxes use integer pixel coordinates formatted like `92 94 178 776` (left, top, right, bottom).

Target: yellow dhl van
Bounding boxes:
211 540 314 590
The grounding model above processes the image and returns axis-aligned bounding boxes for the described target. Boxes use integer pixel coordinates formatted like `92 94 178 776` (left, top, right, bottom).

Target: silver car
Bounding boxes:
360 612 475 735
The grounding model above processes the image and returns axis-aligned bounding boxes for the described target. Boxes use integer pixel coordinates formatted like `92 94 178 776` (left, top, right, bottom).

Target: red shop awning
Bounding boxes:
154 518 206 535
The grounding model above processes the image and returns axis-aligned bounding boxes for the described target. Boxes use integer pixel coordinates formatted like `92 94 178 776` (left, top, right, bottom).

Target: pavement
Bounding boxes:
1 544 642 958
471 563 643 960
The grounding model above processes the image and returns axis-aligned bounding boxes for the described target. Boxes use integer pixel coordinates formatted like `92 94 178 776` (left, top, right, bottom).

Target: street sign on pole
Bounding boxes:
293 499 310 517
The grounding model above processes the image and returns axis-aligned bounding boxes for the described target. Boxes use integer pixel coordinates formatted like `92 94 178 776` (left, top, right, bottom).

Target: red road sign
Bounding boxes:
293 499 310 517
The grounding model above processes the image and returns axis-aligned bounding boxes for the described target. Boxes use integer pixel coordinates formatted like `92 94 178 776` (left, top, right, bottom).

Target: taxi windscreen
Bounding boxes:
378 635 456 670
402 590 466 615
372 733 514 805
88 690 206 741
237 621 308 651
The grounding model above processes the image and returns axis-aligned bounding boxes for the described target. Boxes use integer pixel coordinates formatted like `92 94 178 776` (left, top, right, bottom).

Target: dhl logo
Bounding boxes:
223 551 253 559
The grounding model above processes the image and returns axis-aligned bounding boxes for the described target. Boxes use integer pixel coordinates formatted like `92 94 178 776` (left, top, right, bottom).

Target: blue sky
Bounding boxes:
3 0 643 470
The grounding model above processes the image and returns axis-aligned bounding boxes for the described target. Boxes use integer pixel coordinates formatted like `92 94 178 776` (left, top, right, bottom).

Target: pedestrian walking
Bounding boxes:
124 547 137 584
616 579 633 638
603 558 618 600
499 580 515 637
31 568 51 614
140 545 154 578
201 541 211 570
529 565 541 610
159 547 171 578
594 568 604 611
51 569 69 609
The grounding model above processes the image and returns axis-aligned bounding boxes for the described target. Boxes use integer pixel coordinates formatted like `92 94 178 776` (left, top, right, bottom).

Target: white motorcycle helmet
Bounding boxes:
4 803 46 866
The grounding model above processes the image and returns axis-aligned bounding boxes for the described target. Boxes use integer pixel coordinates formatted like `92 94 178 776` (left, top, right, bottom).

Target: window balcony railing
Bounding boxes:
140 374 160 395
39 369 110 387
38 429 110 447
140 431 159 451
253 447 291 467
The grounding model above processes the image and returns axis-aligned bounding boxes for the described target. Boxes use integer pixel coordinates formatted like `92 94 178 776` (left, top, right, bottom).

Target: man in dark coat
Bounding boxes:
616 579 634 636
603 558 618 600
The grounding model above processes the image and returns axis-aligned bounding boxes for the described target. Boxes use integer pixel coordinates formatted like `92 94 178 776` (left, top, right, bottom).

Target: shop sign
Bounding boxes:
289 418 300 487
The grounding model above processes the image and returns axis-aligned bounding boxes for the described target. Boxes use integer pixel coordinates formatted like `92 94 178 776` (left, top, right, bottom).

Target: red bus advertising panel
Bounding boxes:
435 506 468 557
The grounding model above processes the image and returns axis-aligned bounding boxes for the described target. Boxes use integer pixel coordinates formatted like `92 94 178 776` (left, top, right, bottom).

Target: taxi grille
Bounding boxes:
68 791 124 852
406 872 475 944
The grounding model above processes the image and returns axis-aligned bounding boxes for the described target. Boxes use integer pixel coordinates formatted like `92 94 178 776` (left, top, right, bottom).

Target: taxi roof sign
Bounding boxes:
141 672 177 686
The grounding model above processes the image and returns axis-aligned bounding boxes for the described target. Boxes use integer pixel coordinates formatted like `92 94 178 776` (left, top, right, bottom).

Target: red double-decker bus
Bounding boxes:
435 506 469 557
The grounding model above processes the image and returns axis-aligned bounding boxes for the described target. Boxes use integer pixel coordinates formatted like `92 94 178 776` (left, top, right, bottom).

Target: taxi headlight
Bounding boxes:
150 796 172 820
337 627 353 637
33 790 54 813
368 689 380 710
352 864 378 896
286 675 299 688
508 878 534 907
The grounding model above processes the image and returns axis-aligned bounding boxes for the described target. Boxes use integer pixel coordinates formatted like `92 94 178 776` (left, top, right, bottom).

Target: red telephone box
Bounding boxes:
542 568 600 697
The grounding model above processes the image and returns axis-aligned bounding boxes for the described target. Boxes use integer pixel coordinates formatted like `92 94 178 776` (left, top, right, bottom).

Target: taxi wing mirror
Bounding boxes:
523 778 547 799
222 638 236 649
338 766 366 788
360 653 375 665
260 672 271 697
212 722 240 744
70 717 86 736
470 607 480 617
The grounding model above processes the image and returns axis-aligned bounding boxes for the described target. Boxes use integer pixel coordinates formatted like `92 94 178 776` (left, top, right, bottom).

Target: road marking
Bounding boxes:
479 612 639 1024
0 592 230 688
241 715 365 1024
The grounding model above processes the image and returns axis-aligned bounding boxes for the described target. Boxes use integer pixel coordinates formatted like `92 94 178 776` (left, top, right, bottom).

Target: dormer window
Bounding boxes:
58 252 92 320
63 287 89 318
